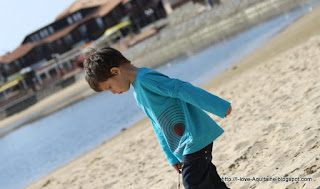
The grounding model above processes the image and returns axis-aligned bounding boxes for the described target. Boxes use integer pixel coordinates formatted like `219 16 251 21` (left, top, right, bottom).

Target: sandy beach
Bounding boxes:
24 4 320 189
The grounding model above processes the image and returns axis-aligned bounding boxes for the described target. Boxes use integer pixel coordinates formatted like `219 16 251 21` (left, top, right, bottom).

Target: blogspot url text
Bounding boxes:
221 176 313 182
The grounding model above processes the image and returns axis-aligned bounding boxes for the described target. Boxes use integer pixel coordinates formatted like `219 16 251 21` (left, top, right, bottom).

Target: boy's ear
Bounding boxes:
110 67 120 75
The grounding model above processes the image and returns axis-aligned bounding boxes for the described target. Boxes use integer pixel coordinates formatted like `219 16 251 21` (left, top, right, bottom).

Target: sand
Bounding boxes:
24 5 320 189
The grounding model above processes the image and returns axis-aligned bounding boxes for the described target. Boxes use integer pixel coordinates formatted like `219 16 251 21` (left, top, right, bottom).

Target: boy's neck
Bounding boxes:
121 64 139 84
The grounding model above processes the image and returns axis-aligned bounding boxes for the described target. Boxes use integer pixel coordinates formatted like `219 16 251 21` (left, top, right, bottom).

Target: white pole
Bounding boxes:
162 0 173 15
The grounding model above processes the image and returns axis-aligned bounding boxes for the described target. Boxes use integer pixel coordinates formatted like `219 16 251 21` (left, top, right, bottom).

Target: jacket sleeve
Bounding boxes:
151 120 180 166
141 71 231 118
176 82 231 118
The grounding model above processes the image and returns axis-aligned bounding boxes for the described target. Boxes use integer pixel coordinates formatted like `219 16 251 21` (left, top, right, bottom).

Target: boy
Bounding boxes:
84 46 231 189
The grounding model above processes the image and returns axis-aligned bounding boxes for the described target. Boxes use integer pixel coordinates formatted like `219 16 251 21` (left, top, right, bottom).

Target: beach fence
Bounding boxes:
124 0 316 68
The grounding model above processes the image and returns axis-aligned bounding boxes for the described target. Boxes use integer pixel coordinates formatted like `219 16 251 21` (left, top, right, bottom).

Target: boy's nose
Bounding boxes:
111 90 116 94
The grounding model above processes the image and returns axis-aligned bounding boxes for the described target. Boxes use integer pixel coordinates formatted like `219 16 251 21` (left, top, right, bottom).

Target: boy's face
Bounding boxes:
98 67 130 94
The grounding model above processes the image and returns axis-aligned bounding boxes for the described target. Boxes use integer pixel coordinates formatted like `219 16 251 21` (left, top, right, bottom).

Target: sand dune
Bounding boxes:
26 5 320 189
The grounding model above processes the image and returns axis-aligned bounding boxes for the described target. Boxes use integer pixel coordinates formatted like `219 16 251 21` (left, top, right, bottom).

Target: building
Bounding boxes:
0 0 168 81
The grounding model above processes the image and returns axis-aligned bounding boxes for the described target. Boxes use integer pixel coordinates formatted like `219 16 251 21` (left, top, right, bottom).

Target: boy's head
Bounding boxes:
84 46 131 93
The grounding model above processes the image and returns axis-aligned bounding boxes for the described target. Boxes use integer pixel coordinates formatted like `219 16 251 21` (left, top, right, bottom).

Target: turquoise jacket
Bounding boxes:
133 67 230 165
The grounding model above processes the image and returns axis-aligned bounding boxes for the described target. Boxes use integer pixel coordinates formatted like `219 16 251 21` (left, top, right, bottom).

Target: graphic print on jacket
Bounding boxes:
157 104 189 154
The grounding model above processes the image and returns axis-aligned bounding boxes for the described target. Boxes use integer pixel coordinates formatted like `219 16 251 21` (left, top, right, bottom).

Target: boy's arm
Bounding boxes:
151 120 180 166
141 72 231 118
176 82 231 118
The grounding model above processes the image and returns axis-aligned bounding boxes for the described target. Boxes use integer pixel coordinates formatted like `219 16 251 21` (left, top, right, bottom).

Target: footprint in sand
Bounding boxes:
314 104 320 115
103 181 118 188
303 138 318 151
304 165 318 175
262 123 278 134
229 140 267 171
234 141 250 152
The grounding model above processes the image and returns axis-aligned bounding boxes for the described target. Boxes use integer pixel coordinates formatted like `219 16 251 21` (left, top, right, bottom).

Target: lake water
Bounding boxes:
0 2 318 188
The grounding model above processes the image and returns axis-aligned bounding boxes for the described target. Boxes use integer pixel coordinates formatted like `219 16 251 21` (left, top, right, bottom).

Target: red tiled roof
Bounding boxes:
56 0 120 20
96 0 122 17
0 42 41 63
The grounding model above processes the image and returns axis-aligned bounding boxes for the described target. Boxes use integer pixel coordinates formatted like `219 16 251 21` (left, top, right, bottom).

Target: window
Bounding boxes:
37 32 43 39
77 12 83 20
64 34 73 45
43 29 49 36
95 18 104 29
56 39 62 45
14 60 20 68
73 12 83 21
40 29 49 38
67 17 73 24
40 31 44 38
49 26 55 34
31 35 36 42
4 64 10 71
35 34 40 40
79 25 87 36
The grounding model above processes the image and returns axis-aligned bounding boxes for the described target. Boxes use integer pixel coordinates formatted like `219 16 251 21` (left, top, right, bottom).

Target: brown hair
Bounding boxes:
84 46 130 92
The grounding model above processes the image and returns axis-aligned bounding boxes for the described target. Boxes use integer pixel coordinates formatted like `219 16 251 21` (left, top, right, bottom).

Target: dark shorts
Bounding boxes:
182 143 230 189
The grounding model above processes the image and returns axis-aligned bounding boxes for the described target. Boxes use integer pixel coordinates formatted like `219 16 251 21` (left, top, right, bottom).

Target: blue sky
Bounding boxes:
0 0 76 56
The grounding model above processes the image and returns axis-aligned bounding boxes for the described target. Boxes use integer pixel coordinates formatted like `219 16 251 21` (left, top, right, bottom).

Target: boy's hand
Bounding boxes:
225 106 232 118
172 162 183 174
